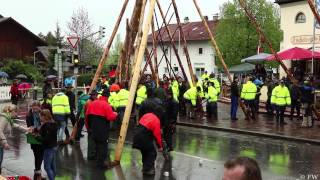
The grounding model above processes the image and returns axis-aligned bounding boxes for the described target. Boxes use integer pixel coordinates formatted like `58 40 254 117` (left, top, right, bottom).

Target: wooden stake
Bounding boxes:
156 0 187 82
114 0 157 162
88 0 129 93
171 0 196 85
193 0 251 120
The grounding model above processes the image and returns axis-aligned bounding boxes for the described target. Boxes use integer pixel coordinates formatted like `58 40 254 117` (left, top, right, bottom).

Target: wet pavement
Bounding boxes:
178 102 320 144
1 100 320 180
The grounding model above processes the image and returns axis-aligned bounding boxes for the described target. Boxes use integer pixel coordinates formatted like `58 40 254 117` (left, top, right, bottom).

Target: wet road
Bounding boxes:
3 123 320 180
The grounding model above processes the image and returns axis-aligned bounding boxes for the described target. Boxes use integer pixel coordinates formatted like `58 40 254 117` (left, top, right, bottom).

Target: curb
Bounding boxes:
177 121 320 145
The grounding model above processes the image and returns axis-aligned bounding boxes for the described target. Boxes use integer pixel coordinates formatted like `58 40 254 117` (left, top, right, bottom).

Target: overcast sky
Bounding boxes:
0 0 275 41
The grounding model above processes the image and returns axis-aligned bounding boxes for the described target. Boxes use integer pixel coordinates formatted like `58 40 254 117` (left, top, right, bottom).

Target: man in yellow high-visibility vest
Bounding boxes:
271 79 291 126
241 77 257 120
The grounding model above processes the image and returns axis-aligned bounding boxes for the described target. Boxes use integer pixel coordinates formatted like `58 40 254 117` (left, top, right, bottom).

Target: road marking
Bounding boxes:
172 151 216 163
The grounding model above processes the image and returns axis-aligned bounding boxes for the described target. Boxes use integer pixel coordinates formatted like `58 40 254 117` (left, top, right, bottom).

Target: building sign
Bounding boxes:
291 35 320 45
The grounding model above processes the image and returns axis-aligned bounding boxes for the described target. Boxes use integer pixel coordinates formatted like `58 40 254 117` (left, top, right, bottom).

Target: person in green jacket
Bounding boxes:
241 77 257 120
76 91 89 141
271 79 291 125
205 81 218 119
183 86 202 119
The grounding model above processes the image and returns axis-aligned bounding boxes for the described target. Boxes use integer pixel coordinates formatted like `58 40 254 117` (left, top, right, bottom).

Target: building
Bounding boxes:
145 17 218 81
276 0 320 76
0 15 47 67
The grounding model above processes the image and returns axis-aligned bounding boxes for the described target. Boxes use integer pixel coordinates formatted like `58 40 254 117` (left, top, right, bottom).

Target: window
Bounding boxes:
164 67 169 73
199 48 203 55
195 67 205 78
295 12 306 23
174 67 179 71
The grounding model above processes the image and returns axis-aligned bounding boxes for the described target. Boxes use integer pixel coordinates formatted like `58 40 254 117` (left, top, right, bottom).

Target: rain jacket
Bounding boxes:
171 80 180 102
135 85 147 105
209 78 221 94
183 87 198 106
138 113 163 148
241 81 257 100
108 92 119 109
206 86 218 103
52 92 70 115
271 85 291 106
118 89 129 107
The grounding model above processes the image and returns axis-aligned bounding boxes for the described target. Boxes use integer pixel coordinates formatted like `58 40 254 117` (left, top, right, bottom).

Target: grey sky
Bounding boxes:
0 0 275 41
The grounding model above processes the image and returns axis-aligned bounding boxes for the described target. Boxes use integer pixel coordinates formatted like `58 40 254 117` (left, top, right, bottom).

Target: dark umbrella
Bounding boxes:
15 74 27 79
0 71 9 78
229 63 255 73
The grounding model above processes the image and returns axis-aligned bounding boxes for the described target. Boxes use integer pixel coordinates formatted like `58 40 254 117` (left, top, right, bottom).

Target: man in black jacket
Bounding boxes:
65 85 76 142
230 77 239 121
290 83 301 121
163 89 178 151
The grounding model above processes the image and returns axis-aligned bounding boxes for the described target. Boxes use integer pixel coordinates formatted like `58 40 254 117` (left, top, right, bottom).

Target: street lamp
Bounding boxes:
33 50 41 66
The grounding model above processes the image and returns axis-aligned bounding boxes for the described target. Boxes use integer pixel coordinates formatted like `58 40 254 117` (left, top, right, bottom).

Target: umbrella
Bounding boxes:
241 53 271 63
46 75 57 80
266 47 320 61
229 63 255 73
18 82 32 90
15 74 27 79
0 71 9 78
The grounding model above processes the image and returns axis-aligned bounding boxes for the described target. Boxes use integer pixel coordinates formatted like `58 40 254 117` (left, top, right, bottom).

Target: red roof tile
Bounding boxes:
147 20 218 43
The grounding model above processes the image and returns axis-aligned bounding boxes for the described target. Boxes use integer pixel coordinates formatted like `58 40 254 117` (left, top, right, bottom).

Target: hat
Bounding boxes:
110 84 120 92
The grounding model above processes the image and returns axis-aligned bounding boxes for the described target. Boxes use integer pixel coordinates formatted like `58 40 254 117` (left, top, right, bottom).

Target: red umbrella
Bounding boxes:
18 82 31 90
266 47 320 61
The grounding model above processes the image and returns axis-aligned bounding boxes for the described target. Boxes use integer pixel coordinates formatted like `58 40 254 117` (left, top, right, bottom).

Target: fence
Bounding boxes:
0 85 11 101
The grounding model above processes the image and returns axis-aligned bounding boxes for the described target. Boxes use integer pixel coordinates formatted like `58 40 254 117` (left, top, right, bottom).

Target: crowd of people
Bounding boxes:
1 68 317 179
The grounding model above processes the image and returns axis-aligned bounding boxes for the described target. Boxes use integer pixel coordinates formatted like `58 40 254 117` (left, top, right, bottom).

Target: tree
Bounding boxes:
106 34 123 67
215 0 282 68
67 8 103 64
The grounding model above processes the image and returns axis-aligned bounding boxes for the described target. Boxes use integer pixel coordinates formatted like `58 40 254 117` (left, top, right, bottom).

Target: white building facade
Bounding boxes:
276 0 320 76
144 19 217 81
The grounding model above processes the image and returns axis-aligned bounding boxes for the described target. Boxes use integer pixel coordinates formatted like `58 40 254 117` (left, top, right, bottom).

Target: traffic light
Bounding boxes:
99 26 106 39
73 52 79 66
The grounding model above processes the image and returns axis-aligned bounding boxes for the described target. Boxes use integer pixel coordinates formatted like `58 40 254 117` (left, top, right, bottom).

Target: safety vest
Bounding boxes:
196 81 205 98
171 80 180 102
206 86 218 103
183 87 198 106
52 92 70 115
241 81 257 100
135 85 147 105
201 73 209 80
271 85 291 106
118 89 129 107
108 92 119 109
209 78 221 94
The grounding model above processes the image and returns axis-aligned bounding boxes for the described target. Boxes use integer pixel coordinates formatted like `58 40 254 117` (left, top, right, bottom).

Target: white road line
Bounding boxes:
172 151 216 163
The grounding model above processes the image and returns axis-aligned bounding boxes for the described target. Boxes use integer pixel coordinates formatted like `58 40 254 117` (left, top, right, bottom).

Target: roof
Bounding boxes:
275 0 304 5
0 16 47 46
147 20 217 43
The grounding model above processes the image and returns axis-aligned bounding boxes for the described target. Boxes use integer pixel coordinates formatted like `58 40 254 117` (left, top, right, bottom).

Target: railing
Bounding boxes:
0 85 11 101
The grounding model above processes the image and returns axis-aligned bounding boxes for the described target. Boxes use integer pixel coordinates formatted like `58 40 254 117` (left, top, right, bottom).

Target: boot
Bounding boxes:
301 116 308 127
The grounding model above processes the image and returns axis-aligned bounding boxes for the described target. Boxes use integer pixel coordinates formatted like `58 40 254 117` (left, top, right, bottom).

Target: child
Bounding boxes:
39 110 58 180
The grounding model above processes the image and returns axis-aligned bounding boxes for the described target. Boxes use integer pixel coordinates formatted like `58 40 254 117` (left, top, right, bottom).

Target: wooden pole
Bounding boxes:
307 0 320 25
151 17 160 86
171 0 196 85
88 0 129 93
156 0 187 82
193 0 251 120
114 0 157 162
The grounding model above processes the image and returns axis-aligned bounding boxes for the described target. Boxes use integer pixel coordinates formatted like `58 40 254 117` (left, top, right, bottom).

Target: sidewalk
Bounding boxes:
177 102 320 145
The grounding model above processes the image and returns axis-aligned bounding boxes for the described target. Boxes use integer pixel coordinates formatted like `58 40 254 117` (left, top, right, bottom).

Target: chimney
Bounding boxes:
184 17 189 23
213 13 219 21
204 16 208 21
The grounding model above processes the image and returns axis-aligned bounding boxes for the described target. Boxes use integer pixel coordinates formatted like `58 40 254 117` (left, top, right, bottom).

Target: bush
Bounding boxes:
77 73 94 86
0 59 43 82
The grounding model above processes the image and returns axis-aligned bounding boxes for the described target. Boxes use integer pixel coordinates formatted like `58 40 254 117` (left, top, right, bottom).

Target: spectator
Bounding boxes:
9 79 19 105
223 157 262 180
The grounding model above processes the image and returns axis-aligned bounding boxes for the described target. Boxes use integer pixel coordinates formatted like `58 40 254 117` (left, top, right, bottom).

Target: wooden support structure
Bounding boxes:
171 0 196 85
88 0 129 93
156 0 187 81
193 0 251 120
238 0 320 120
307 0 320 25
114 0 157 162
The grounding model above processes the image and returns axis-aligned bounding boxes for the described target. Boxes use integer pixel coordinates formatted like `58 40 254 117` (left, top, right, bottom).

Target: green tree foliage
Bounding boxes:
215 0 282 68
0 60 43 82
105 34 123 67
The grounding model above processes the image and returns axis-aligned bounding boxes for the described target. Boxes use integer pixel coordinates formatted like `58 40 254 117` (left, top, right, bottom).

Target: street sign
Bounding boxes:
67 36 80 48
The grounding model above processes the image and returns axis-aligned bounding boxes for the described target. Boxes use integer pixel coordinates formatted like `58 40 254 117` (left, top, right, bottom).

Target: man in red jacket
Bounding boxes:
133 113 163 175
86 90 117 168
10 79 19 105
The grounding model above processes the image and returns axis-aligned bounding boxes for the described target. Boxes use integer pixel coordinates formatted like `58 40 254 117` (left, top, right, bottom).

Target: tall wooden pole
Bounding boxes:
114 0 157 162
193 0 251 120
156 0 188 82
171 0 196 85
307 0 320 25
88 0 129 93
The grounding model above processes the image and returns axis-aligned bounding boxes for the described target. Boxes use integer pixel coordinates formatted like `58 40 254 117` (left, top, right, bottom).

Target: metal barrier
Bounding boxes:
0 85 11 101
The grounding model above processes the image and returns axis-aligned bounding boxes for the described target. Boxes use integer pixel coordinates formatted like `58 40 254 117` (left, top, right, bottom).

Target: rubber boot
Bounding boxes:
301 116 308 127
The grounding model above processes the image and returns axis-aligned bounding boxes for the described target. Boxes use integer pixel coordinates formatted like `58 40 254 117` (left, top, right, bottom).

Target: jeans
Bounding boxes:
0 147 3 169
231 96 238 120
43 147 57 180
58 121 66 141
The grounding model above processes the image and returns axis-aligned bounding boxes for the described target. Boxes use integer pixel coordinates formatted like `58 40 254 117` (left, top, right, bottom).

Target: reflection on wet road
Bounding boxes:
3 125 320 180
